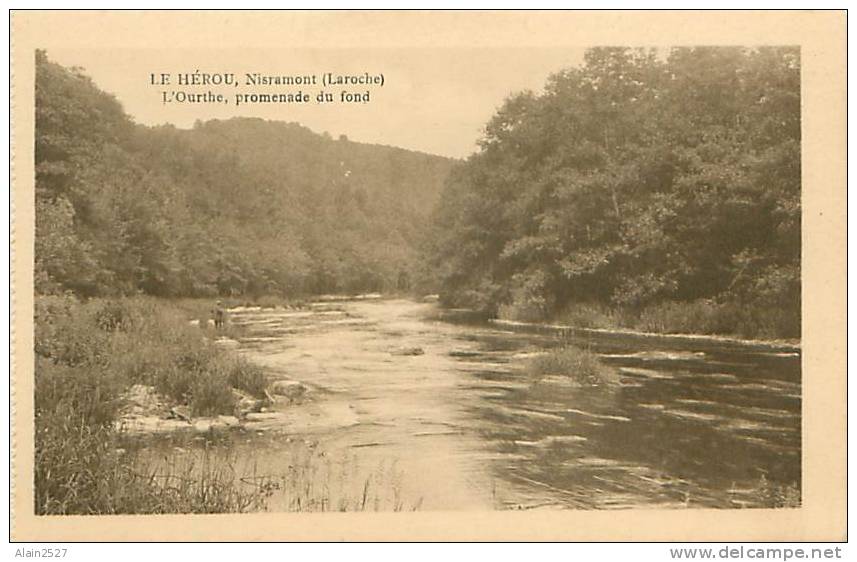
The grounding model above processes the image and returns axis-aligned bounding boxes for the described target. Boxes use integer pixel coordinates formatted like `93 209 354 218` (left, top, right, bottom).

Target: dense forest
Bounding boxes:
426 47 801 338
35 47 801 338
35 50 453 298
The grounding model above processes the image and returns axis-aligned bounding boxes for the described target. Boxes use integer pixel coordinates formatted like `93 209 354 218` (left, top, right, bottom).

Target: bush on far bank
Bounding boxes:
493 297 800 341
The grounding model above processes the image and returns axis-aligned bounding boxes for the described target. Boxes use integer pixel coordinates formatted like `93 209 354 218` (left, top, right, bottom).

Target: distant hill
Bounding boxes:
34 50 455 297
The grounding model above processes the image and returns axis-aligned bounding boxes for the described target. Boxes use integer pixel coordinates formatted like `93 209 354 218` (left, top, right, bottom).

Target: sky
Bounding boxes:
48 48 587 159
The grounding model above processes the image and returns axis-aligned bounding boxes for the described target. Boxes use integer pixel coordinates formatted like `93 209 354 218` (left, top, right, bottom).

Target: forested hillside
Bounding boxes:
427 47 801 338
33 48 802 338
35 51 454 298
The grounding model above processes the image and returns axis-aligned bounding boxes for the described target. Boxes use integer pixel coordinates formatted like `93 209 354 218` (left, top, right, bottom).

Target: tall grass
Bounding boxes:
749 475 801 509
634 300 800 340
34 424 269 514
227 358 269 398
227 453 422 512
34 295 418 514
35 296 256 415
33 296 262 513
526 345 611 386
546 299 800 340
728 475 801 509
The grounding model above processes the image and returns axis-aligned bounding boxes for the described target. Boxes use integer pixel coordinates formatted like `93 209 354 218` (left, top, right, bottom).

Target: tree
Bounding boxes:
429 46 801 336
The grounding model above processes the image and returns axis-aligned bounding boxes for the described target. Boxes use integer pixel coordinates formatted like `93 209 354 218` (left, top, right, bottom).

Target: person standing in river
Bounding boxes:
213 300 225 330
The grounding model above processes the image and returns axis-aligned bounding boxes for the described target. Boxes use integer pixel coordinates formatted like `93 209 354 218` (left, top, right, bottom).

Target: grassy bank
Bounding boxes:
34 294 422 514
499 299 800 341
34 295 275 514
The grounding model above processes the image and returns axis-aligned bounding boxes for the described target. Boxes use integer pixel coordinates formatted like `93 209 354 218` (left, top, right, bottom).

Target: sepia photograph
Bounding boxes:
10 10 846 542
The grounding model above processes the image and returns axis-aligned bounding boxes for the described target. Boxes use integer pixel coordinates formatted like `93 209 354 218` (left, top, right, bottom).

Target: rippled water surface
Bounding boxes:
185 298 801 510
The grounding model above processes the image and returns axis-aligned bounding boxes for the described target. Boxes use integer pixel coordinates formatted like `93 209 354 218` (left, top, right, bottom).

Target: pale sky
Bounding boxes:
48 48 587 159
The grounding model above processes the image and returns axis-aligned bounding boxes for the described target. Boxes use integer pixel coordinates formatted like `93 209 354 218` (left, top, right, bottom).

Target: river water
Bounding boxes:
157 298 802 511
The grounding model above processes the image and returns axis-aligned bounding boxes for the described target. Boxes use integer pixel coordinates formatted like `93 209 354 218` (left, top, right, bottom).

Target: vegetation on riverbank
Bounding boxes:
500 298 799 341
747 475 801 509
35 296 268 415
34 296 269 513
34 295 421 514
36 425 269 514
428 47 801 340
35 51 452 300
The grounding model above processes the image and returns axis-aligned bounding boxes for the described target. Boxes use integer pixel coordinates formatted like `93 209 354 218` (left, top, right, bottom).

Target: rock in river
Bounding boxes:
390 346 425 356
449 349 480 357
245 412 284 422
168 405 192 422
232 389 265 416
217 415 240 427
270 379 308 399
214 336 240 348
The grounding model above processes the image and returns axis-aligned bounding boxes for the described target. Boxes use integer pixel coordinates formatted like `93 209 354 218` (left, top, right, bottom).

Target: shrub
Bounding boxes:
555 302 624 330
93 299 141 332
746 475 801 508
498 270 554 322
636 300 729 335
253 294 289 309
189 369 236 417
33 296 275 513
549 298 800 340
227 358 269 398
526 345 611 386
35 300 110 367
440 278 505 317
635 300 800 339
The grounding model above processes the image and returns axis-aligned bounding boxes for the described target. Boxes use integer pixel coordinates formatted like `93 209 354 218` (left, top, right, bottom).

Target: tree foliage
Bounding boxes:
35 51 453 298
428 47 800 336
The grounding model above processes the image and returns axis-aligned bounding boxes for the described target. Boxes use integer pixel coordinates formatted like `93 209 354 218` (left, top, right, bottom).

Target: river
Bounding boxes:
147 297 801 511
